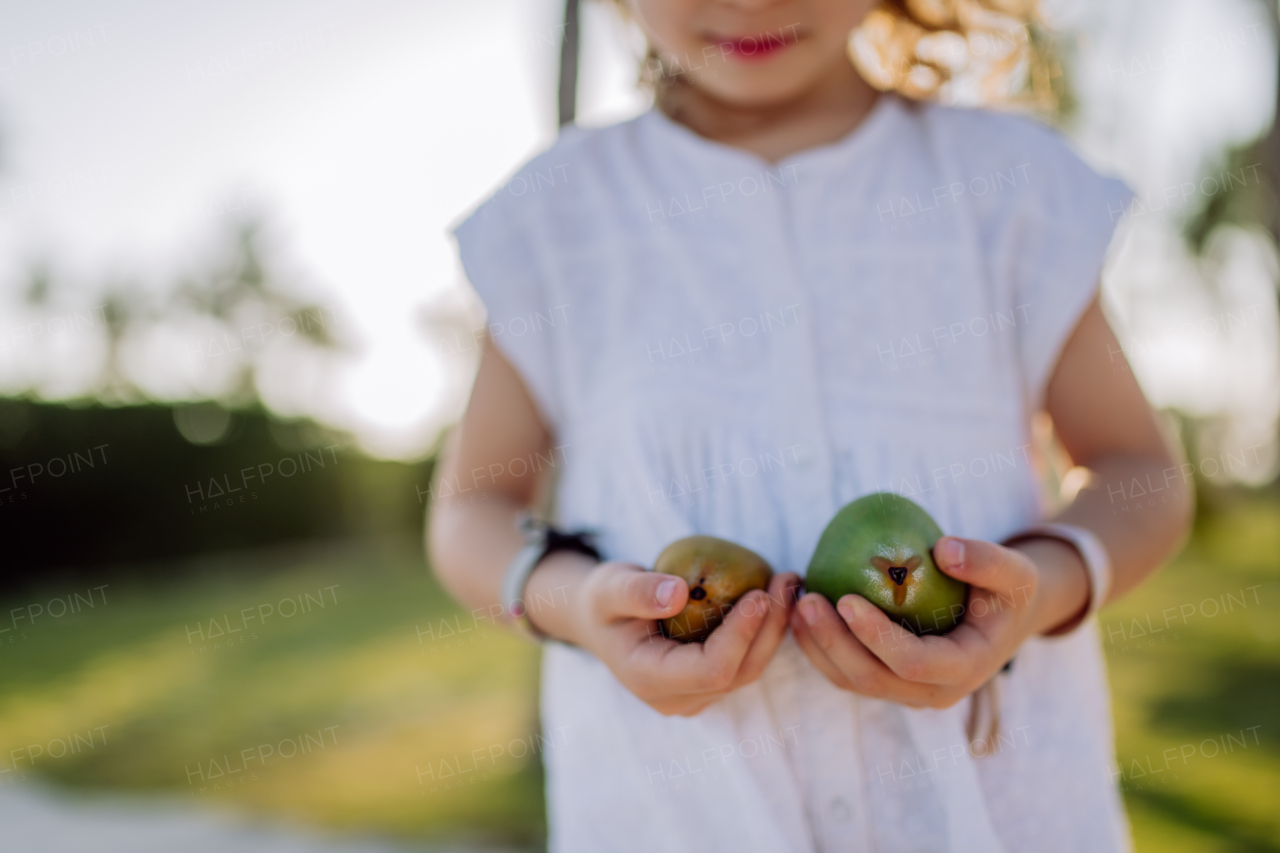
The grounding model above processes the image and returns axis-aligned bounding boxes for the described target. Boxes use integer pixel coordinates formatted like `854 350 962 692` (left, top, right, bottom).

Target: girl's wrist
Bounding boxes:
522 550 597 645
1009 538 1091 636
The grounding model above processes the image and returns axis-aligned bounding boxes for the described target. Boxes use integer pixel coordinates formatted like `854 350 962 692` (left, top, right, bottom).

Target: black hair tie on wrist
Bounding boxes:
542 527 602 563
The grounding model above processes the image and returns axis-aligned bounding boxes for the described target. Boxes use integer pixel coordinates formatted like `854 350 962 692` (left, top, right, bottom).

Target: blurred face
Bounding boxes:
625 0 877 107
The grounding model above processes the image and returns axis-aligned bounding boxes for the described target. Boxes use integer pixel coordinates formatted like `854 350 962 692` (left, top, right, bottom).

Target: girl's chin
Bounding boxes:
685 73 827 107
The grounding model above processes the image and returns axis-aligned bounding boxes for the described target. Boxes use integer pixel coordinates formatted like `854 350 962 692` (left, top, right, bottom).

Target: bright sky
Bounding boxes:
1065 0 1280 479
0 0 1275 468
0 0 646 458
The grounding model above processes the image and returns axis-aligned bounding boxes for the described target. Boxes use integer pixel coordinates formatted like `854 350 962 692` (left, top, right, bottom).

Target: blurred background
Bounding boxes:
0 0 1277 851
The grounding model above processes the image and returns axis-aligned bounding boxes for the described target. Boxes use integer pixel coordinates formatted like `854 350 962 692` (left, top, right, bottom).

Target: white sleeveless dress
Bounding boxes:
453 94 1134 853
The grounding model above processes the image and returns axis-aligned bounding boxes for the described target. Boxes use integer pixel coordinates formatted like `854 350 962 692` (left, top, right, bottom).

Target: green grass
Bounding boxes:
1101 492 1280 852
1 493 1278 850
0 538 544 846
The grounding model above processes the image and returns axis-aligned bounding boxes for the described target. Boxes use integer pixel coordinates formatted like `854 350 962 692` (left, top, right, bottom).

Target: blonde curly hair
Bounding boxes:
853 0 1059 110
615 0 1060 112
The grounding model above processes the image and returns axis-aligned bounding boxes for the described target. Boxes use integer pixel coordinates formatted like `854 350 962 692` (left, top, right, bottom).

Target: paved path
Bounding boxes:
0 782 530 853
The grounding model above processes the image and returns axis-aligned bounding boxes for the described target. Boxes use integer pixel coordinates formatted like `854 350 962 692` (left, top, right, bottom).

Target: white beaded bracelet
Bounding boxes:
501 512 600 643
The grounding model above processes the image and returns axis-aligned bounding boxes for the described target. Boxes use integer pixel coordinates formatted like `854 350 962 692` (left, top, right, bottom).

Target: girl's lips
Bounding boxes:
713 29 800 63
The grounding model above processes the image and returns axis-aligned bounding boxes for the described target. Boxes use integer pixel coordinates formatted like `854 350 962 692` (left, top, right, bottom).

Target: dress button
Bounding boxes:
791 444 816 469
827 796 852 822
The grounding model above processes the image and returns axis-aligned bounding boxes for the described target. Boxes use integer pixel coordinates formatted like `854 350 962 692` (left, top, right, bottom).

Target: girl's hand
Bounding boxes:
789 536 1088 709
570 562 800 717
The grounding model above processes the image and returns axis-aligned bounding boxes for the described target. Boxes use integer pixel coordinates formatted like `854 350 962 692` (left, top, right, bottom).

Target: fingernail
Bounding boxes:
799 599 818 625
656 579 678 607
941 538 964 567
838 599 857 622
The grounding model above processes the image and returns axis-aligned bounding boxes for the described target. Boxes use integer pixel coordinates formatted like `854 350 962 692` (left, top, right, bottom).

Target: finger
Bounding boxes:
792 593 934 705
694 587 775 689
789 605 856 691
647 694 718 717
593 563 688 622
837 594 988 685
635 575 796 702
733 573 800 686
933 537 1036 598
621 587 770 696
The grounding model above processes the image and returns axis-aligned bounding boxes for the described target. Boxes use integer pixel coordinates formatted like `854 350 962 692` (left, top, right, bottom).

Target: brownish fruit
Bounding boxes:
657 535 773 643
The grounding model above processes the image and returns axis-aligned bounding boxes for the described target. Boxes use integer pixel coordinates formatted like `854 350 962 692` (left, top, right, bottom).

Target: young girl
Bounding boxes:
430 1 1190 850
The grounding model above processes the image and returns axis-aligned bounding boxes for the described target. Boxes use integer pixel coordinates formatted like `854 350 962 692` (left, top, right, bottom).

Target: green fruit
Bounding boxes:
657 536 773 643
806 493 968 635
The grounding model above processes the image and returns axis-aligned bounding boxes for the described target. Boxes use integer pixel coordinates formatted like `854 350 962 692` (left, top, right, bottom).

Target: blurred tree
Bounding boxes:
0 217 399 588
0 398 433 591
1184 2 1279 252
106 220 340 406
7 218 345 411
1174 0 1280 494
